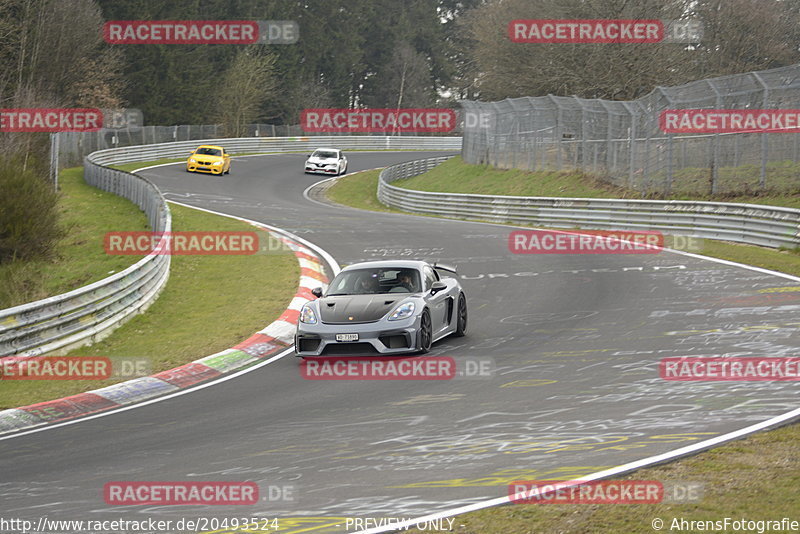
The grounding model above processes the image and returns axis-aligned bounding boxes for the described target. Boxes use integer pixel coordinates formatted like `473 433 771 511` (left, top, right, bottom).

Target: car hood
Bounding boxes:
318 294 406 324
306 156 336 164
191 154 224 162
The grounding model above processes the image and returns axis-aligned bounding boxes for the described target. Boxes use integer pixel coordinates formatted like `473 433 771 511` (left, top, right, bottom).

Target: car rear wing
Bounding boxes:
433 262 458 275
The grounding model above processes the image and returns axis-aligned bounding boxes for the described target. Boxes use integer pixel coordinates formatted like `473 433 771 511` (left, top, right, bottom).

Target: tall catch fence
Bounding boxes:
460 64 800 196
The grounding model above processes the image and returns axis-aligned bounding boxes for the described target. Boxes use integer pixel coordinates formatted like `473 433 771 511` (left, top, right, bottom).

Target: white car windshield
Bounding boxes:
312 150 337 159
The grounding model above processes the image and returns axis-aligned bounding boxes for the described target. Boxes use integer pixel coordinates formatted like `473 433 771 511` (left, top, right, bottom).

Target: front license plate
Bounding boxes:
336 333 359 342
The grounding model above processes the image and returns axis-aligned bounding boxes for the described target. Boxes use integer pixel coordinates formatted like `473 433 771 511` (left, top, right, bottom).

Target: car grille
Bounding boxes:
321 342 379 356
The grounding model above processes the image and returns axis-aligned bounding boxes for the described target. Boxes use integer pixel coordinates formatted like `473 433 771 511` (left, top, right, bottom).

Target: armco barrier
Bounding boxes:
0 137 460 359
88 135 461 166
377 157 800 249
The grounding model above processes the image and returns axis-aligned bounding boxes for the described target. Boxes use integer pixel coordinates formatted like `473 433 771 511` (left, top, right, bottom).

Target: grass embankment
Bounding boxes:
395 156 800 209
326 156 800 533
0 167 148 308
0 166 298 409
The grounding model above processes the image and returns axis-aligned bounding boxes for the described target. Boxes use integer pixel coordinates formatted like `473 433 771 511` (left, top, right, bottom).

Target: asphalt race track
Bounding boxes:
1 151 799 532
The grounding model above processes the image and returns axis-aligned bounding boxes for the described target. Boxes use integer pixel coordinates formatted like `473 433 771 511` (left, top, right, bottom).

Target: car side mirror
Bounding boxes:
311 287 323 298
430 281 447 294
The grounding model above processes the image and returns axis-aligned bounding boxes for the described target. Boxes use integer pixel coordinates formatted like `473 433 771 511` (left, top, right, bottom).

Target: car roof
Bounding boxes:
196 145 223 150
341 260 428 272
312 147 340 152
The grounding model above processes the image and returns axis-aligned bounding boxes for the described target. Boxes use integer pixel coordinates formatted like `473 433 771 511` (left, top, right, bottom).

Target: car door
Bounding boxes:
422 265 449 335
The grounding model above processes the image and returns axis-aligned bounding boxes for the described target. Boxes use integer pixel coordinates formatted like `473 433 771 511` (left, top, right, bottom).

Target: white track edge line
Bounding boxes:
356 406 800 534
0 347 295 442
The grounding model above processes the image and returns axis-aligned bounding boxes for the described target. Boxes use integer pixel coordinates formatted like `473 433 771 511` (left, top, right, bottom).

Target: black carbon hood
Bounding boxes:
319 295 403 324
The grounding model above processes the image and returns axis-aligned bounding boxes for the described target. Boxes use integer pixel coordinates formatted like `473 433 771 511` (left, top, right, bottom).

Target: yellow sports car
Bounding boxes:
186 145 231 175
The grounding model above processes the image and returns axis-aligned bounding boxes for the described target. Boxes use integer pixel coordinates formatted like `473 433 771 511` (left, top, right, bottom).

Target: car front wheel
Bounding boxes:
417 309 432 353
454 293 467 337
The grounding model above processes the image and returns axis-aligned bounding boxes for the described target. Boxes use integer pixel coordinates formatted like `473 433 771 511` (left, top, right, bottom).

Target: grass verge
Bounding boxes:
0 167 148 308
452 422 799 534
0 168 299 409
392 156 800 209
112 158 186 173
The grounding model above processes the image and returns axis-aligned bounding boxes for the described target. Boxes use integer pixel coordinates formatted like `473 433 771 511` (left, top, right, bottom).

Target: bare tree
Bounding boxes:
464 0 697 100
363 41 435 108
214 48 278 138
690 0 800 77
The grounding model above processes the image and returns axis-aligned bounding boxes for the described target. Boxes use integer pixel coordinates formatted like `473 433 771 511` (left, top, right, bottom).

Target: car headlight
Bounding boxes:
212 161 223 166
300 304 318 324
189 158 196 163
388 302 415 321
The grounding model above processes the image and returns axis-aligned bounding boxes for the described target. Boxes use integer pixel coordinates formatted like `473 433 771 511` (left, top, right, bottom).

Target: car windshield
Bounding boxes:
313 150 337 159
195 147 221 156
326 268 421 295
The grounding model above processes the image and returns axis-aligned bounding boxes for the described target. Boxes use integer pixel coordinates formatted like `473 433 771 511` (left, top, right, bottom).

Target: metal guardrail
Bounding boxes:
378 157 800 249
1 136 460 359
88 136 462 166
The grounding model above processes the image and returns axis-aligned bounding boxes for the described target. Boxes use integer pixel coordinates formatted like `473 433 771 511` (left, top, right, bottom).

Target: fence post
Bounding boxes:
752 72 770 190
49 133 60 190
621 102 636 189
548 95 563 170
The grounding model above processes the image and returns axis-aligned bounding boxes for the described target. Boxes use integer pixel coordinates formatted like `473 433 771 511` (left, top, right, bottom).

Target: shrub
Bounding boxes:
0 158 63 262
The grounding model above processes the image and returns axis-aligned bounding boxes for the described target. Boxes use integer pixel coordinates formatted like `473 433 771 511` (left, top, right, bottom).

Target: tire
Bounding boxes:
417 309 432 354
454 293 467 337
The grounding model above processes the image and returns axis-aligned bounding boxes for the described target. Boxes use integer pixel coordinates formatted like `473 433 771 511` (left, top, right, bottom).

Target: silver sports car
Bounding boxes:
295 260 467 357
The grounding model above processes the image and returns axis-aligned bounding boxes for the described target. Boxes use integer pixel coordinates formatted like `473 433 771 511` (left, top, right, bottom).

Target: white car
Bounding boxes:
304 148 348 175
